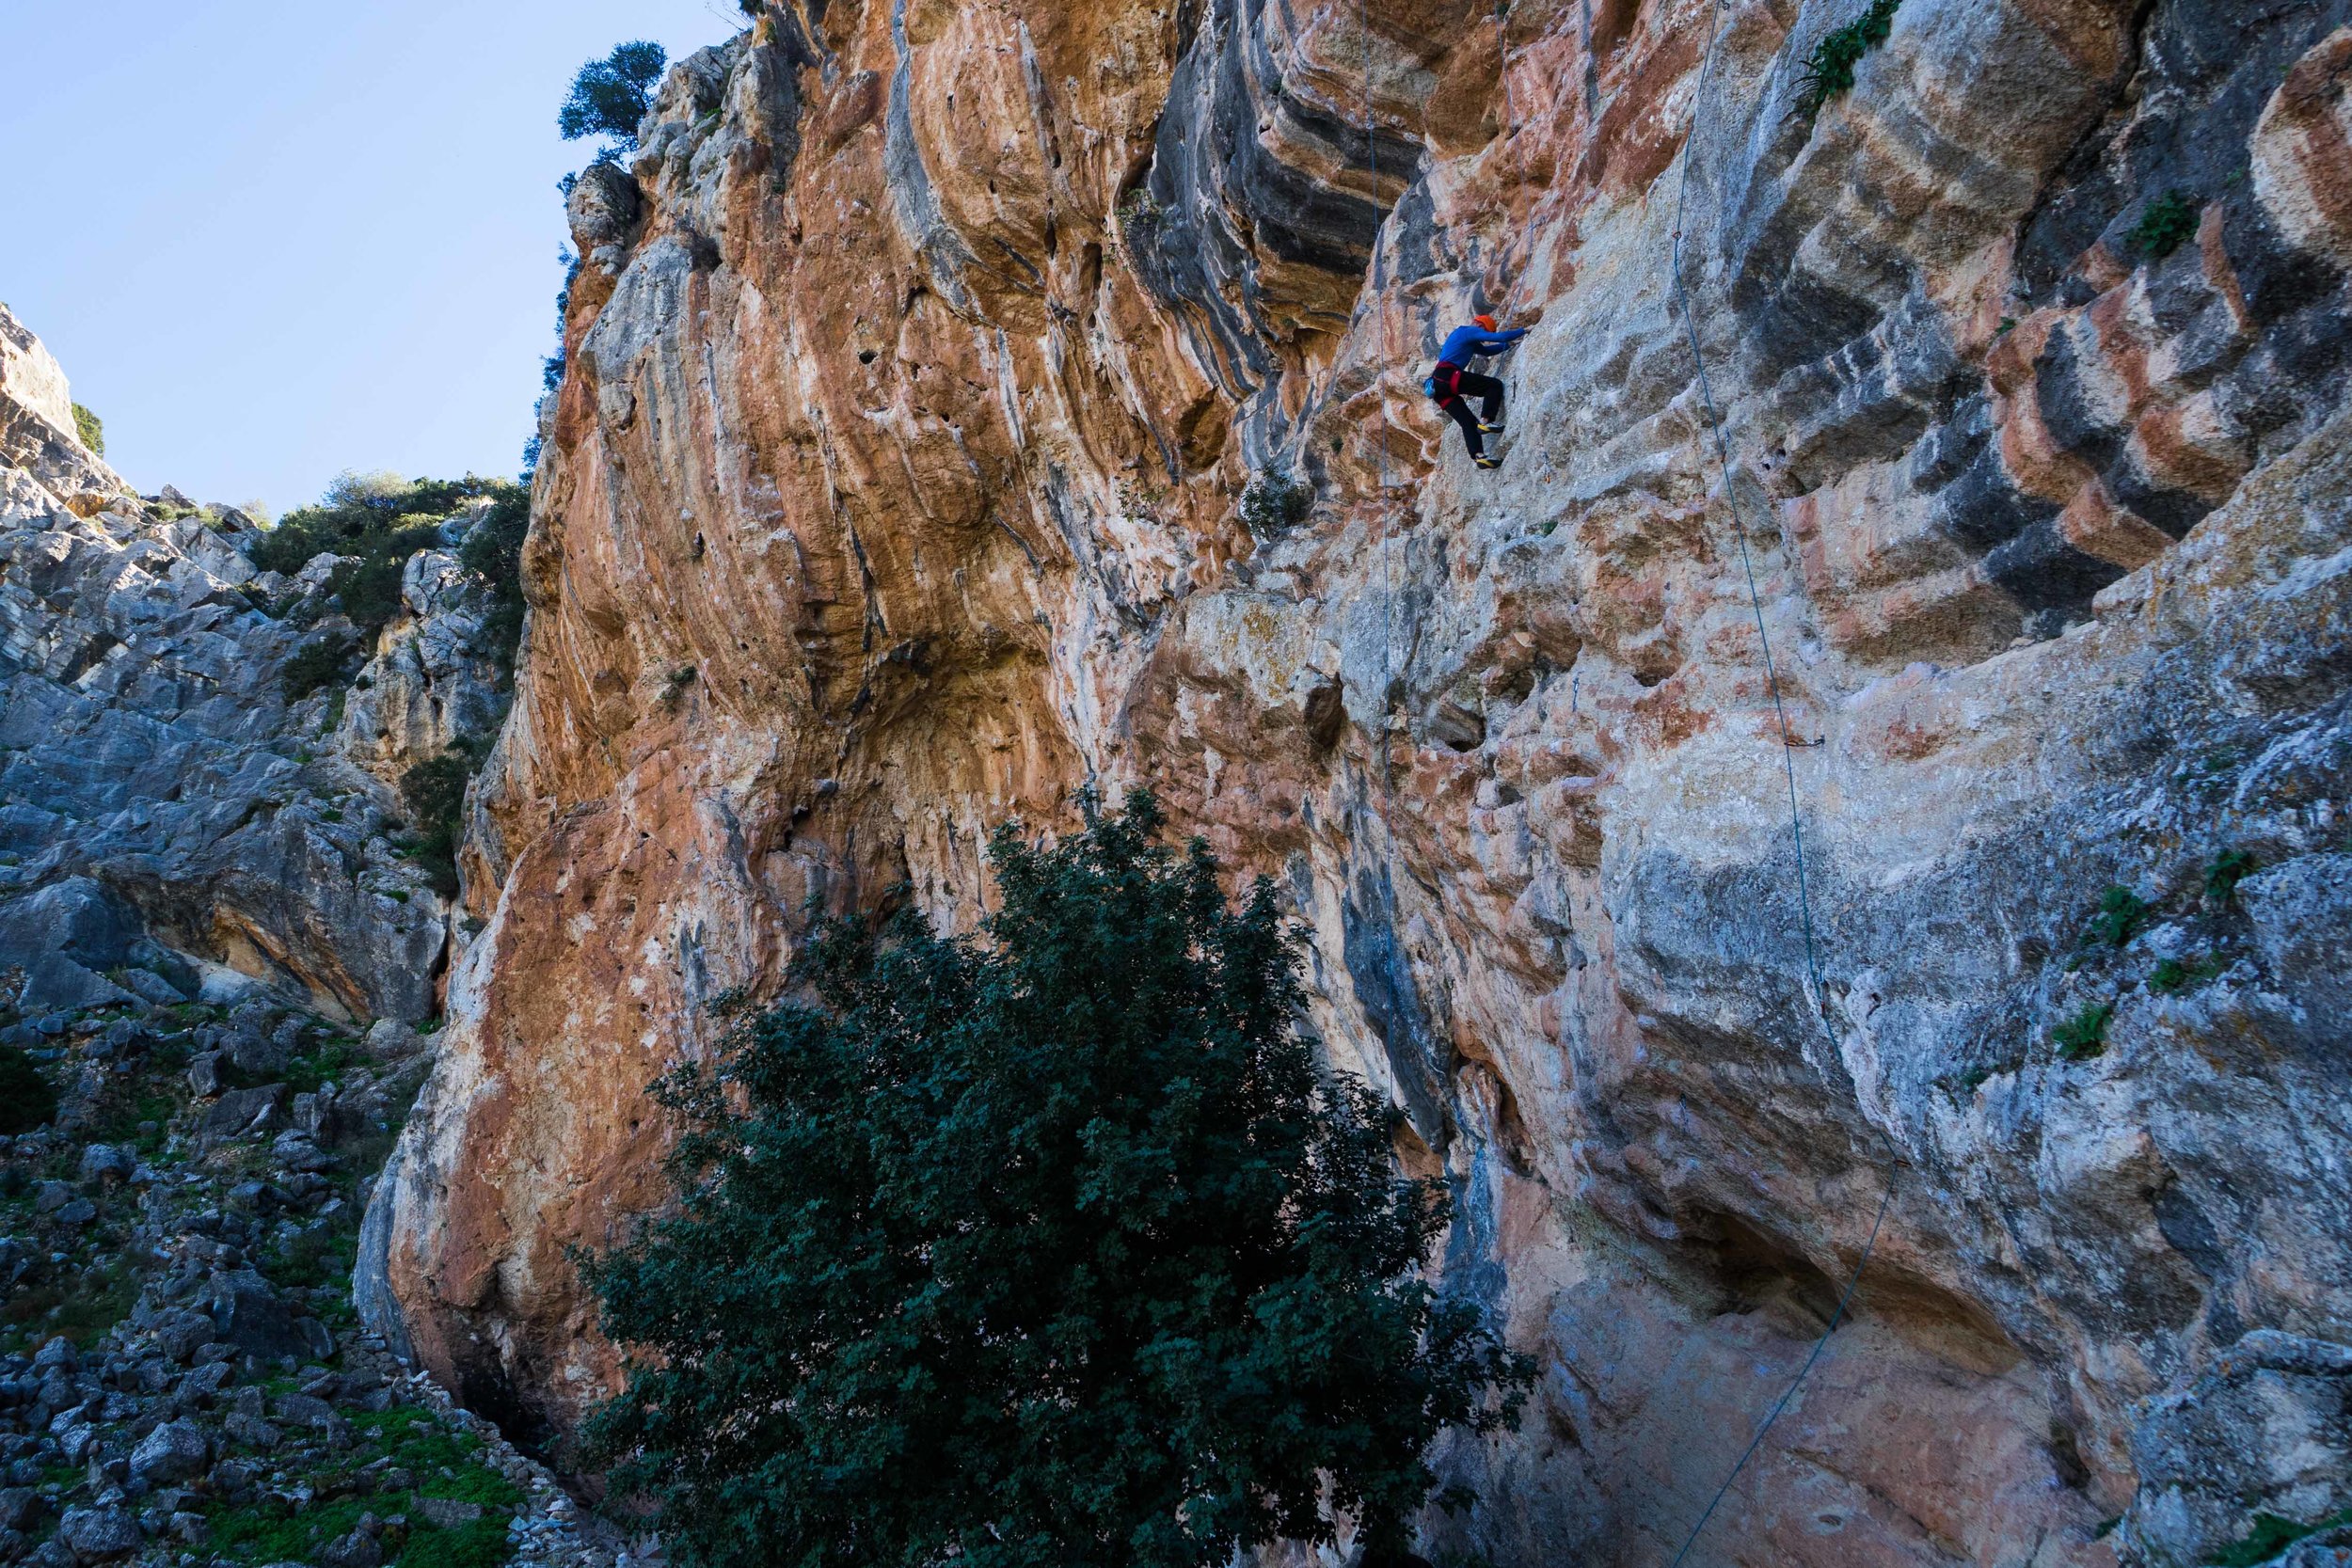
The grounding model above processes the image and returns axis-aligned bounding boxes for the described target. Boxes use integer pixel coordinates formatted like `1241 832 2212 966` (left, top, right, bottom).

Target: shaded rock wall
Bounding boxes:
377 3 2352 1564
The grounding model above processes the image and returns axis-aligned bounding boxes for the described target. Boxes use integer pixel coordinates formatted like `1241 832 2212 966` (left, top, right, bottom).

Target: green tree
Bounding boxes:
583 793 1528 1568
71 403 103 457
559 41 667 150
400 749 477 899
457 488 532 669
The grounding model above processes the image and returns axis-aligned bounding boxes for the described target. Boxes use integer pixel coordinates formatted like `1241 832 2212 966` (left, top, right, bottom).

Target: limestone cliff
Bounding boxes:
376 3 2352 1565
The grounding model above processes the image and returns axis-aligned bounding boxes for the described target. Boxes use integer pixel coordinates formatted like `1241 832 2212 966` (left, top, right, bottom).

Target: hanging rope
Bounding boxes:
1364 0 1401 789
1495 0 1538 313
1661 2 1901 1562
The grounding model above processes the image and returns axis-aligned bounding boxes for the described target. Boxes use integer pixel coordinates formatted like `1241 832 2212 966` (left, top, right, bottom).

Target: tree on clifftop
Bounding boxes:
558 40 667 154
582 792 1529 1568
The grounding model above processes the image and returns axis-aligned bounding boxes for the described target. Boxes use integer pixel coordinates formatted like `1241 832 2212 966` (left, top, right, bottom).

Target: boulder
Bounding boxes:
184 1052 225 1098
76 1144 132 1187
205 1270 326 1362
221 1022 290 1081
221 1413 279 1450
0 880 143 1015
114 968 186 1007
54 1505 140 1561
566 160 643 256
321 1528 384 1568
413 1497 482 1529
126 1419 208 1486
200 1084 284 1138
271 1391 335 1428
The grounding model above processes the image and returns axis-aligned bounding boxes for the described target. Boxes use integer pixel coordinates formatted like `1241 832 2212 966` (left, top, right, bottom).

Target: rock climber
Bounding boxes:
1425 313 1528 469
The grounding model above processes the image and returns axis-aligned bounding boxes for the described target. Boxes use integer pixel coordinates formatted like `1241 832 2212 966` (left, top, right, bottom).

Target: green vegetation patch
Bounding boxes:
2053 1001 2115 1061
204 1408 524 1566
71 403 103 457
1241 468 1313 534
2084 886 2150 948
400 747 482 899
457 489 531 670
2150 955 2223 995
2 1253 138 1354
2206 1511 2352 1568
2204 847 2259 906
282 629 361 704
251 472 525 641
1797 0 1900 119
559 40 668 153
2131 191 2201 261
355 1408 525 1510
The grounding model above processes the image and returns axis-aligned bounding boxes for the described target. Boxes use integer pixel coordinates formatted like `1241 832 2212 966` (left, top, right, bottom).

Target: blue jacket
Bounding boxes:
1436 324 1528 366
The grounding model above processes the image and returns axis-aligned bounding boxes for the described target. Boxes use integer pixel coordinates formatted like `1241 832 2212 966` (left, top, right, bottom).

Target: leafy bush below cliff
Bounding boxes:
71 402 103 456
583 792 1530 1568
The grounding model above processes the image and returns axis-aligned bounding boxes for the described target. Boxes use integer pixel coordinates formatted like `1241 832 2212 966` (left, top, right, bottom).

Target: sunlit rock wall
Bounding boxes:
377 3 2352 1563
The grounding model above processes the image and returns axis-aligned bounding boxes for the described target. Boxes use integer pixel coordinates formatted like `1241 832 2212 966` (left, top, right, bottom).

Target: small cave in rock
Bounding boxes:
1428 697 1486 752
1692 1211 1845 1332
1303 675 1346 754
456 1345 555 1463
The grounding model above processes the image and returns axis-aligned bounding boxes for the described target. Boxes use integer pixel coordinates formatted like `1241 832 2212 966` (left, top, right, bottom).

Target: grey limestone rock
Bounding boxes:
2127 1331 2352 1568
125 1419 207 1487
53 1503 140 1561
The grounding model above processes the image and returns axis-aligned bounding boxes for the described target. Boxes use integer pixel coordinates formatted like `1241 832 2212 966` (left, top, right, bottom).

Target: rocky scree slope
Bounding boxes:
0 989 631 1568
374 4 2352 1567
0 303 507 1026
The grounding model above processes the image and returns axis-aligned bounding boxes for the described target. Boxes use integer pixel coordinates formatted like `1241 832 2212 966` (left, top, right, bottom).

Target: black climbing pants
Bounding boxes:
1434 370 1504 458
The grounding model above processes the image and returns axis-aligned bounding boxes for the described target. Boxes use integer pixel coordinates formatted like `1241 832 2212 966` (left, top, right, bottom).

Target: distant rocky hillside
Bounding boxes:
0 314 603 1566
0 303 512 1026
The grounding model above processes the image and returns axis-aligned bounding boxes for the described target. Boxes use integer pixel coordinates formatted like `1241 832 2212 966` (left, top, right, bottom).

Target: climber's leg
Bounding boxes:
1439 396 1486 459
1458 371 1505 430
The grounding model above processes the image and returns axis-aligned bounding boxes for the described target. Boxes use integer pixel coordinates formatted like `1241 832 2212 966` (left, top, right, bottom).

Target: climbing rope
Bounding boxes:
1661 0 1900 1561
1364 0 1401 792
1495 1 1538 313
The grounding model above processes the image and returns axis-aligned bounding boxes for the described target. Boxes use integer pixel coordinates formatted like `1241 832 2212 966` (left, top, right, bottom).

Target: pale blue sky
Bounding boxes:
2 0 740 515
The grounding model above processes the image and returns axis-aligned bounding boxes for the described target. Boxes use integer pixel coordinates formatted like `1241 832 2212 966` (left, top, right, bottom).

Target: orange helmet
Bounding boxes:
1472 313 1498 330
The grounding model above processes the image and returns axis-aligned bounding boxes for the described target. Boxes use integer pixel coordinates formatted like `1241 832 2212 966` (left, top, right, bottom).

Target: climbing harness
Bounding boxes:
1660 0 1901 1561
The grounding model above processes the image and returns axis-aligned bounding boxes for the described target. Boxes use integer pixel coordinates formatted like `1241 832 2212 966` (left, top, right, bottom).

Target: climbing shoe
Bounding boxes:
1473 454 1502 469
1477 420 1505 434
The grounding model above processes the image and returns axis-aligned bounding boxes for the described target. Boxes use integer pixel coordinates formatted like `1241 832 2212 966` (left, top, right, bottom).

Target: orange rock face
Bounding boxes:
373 4 2352 1564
